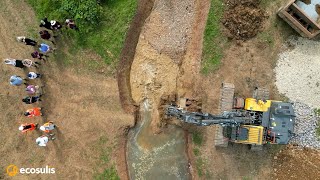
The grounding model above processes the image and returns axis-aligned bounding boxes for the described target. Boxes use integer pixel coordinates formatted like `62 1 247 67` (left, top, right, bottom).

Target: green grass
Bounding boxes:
192 131 203 146
314 108 320 117
316 127 320 139
192 132 207 177
94 166 120 180
193 148 200 156
202 0 227 74
93 136 120 180
315 109 320 138
257 31 274 47
196 158 205 177
81 0 137 65
27 0 137 68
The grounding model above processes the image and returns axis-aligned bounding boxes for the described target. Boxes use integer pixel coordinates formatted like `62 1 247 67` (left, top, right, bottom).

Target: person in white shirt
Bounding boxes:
27 72 41 79
36 135 49 147
36 134 55 147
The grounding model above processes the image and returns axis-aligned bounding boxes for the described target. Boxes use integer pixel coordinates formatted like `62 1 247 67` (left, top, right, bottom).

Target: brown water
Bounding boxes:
127 100 190 180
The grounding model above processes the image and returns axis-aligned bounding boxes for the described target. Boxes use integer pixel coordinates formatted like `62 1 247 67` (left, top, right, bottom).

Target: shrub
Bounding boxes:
28 0 102 33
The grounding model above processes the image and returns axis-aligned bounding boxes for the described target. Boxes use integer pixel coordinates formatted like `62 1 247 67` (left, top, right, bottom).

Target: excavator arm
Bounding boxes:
165 105 252 126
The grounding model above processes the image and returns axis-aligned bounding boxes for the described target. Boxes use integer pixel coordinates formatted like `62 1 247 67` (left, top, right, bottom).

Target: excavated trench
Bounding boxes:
118 0 210 179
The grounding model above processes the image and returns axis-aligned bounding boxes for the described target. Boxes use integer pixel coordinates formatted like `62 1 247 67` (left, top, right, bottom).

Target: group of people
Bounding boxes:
4 17 78 147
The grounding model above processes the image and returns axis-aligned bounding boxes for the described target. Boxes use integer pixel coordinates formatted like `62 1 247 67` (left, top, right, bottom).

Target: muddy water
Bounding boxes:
127 100 190 179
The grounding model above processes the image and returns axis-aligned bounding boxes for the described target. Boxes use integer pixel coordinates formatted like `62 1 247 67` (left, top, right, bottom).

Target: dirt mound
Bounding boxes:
222 0 266 40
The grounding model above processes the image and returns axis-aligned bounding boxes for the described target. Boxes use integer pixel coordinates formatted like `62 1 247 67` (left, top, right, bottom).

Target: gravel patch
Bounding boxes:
275 37 320 108
290 102 320 149
275 37 320 149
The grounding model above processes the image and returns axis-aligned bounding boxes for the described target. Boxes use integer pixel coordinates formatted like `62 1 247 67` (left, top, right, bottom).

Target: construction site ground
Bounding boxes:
1 0 320 180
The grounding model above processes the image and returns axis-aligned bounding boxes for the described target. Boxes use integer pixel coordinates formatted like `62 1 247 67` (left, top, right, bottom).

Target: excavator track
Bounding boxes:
219 83 235 112
215 83 235 147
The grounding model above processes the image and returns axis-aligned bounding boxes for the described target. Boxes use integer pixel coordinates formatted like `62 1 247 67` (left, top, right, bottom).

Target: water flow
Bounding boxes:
127 99 190 180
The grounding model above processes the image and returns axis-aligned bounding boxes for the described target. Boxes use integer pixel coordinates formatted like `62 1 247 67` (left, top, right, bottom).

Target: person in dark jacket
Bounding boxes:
39 18 52 30
22 96 41 104
50 20 63 31
65 19 79 30
16 36 37 46
31 51 48 60
39 30 55 44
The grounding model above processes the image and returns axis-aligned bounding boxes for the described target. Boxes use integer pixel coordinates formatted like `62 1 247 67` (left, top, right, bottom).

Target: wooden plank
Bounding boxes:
291 3 320 29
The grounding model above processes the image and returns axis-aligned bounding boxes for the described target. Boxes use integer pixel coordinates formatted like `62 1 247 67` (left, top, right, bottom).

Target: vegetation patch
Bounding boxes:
93 136 120 180
201 0 227 74
192 131 203 146
315 109 320 138
27 0 137 67
191 131 210 177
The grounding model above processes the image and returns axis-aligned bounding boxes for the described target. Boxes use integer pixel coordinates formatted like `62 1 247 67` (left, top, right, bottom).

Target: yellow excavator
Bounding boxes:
166 83 295 149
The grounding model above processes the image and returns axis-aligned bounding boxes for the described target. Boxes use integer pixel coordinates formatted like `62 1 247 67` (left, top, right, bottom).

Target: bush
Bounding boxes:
28 0 137 66
28 0 102 33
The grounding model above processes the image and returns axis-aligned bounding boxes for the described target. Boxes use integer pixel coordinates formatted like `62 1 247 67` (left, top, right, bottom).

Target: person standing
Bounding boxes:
25 84 40 95
39 18 53 30
22 96 41 104
39 121 56 133
39 30 55 44
19 123 38 133
65 19 79 30
24 107 42 117
38 43 55 54
10 75 25 86
4 58 26 68
31 51 48 61
50 20 62 31
22 59 40 68
36 134 55 147
16 36 37 46
27 72 41 79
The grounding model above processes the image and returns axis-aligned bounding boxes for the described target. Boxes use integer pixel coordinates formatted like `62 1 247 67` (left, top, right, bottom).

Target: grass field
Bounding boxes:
201 0 227 74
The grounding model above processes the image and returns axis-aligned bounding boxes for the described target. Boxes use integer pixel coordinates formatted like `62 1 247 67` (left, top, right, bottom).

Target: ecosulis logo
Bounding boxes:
6 164 55 177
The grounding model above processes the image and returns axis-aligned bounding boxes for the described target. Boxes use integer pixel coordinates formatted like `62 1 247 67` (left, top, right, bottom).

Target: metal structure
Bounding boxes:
166 84 295 147
278 0 320 38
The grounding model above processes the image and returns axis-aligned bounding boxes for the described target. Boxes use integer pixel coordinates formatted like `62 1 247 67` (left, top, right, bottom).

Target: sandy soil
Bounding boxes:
130 0 197 133
0 0 133 179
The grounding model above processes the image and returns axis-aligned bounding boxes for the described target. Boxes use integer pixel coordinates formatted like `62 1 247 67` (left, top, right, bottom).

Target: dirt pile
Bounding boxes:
222 0 266 40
